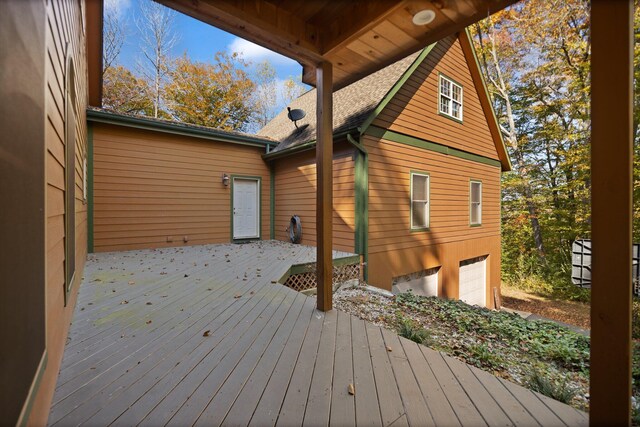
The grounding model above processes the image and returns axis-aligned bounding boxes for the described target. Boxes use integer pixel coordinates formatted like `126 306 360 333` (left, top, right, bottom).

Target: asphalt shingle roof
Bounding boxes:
258 51 422 153
87 106 277 145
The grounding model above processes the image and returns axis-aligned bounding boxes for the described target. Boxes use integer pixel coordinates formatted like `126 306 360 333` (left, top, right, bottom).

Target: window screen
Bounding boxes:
411 173 430 229
470 180 482 225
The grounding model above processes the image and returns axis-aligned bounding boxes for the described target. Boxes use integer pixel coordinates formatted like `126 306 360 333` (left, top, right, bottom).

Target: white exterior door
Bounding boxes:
459 256 487 307
233 178 259 240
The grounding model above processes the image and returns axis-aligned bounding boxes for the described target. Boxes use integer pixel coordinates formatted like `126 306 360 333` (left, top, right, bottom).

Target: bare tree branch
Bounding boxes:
135 0 179 118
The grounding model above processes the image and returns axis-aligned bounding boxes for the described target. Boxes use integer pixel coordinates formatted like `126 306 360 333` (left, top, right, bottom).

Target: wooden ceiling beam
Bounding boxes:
157 0 324 66
320 0 409 56
156 0 518 90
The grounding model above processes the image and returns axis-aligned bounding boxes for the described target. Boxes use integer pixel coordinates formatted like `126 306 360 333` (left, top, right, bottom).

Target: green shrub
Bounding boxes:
467 342 504 370
527 370 576 404
397 317 431 345
395 292 590 372
633 298 640 340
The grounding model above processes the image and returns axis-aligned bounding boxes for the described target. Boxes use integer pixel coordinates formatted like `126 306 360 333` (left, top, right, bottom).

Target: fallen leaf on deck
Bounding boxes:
234 294 242 299
128 281 135 285
146 320 152 324
348 384 355 395
386 346 392 352
146 302 152 305
120 300 129 305
203 330 211 337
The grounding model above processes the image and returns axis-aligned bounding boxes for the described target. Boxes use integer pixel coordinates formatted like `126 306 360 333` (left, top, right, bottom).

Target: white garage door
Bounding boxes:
459 256 487 307
393 267 439 297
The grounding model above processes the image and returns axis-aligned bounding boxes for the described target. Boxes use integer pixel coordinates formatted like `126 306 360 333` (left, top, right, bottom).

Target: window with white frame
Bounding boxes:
411 172 430 229
470 180 482 225
439 74 463 121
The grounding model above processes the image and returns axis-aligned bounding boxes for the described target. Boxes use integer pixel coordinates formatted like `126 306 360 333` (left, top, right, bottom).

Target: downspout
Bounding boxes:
270 162 275 240
87 123 94 253
348 133 369 282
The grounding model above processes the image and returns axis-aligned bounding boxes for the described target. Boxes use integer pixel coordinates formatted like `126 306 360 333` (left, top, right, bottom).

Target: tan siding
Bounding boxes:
373 35 499 160
273 143 356 253
31 0 88 424
363 133 501 306
92 124 271 252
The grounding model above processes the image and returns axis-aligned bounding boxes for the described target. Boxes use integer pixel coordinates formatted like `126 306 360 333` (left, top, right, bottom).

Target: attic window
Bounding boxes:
439 74 463 121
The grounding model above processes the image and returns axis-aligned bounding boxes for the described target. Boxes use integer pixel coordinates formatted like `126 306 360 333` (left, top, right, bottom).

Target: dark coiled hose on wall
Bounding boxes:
288 215 302 244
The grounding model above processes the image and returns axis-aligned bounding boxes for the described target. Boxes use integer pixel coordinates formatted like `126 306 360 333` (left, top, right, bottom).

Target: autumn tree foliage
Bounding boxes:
470 0 592 297
102 65 154 115
164 53 258 131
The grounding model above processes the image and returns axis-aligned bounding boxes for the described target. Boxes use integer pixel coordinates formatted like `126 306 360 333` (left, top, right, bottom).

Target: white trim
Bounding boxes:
232 177 260 240
439 74 463 121
410 172 430 229
470 180 482 225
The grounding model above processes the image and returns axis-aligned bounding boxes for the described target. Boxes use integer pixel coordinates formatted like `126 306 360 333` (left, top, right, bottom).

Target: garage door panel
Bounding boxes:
459 256 487 307
393 267 439 297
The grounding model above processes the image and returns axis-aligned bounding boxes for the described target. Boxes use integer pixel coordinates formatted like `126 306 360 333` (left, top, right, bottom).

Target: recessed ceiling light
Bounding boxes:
412 9 436 25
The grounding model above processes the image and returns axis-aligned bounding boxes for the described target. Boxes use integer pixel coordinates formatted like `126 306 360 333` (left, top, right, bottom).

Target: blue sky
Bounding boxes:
108 0 306 90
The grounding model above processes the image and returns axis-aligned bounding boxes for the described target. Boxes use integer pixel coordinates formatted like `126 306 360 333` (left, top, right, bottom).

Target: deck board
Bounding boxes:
222 296 315 427
270 301 325 427
351 318 383 427
382 329 435 427
330 310 356 427
48 241 588 427
302 309 338 426
366 323 408 427
400 338 460 427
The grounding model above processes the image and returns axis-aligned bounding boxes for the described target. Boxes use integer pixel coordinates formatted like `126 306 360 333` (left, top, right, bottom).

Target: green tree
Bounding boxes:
164 53 258 131
633 1 640 242
470 0 591 296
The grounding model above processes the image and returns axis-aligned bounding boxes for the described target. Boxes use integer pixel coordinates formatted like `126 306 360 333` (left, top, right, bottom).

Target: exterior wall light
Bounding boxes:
222 173 230 186
412 9 436 25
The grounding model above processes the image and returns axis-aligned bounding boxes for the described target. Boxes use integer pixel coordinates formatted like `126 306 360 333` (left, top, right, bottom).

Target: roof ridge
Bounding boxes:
259 48 428 153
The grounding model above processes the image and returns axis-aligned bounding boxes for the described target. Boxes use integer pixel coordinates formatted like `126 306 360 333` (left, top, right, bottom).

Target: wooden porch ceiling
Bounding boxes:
156 0 518 90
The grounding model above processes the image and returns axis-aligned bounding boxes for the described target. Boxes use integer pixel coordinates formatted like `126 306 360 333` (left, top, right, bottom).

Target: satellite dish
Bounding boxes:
287 107 306 129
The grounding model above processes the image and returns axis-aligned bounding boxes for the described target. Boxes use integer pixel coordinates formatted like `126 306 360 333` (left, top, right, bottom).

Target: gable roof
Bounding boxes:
261 32 511 172
258 50 424 153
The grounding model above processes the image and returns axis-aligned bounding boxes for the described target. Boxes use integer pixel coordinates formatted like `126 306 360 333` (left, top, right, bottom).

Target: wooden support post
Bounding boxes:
590 1 633 424
316 61 333 312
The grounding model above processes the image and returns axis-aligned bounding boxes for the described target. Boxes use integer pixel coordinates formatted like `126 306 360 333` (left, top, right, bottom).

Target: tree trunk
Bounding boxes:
476 21 547 260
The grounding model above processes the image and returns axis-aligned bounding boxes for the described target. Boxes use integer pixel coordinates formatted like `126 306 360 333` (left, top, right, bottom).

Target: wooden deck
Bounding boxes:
49 241 587 426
